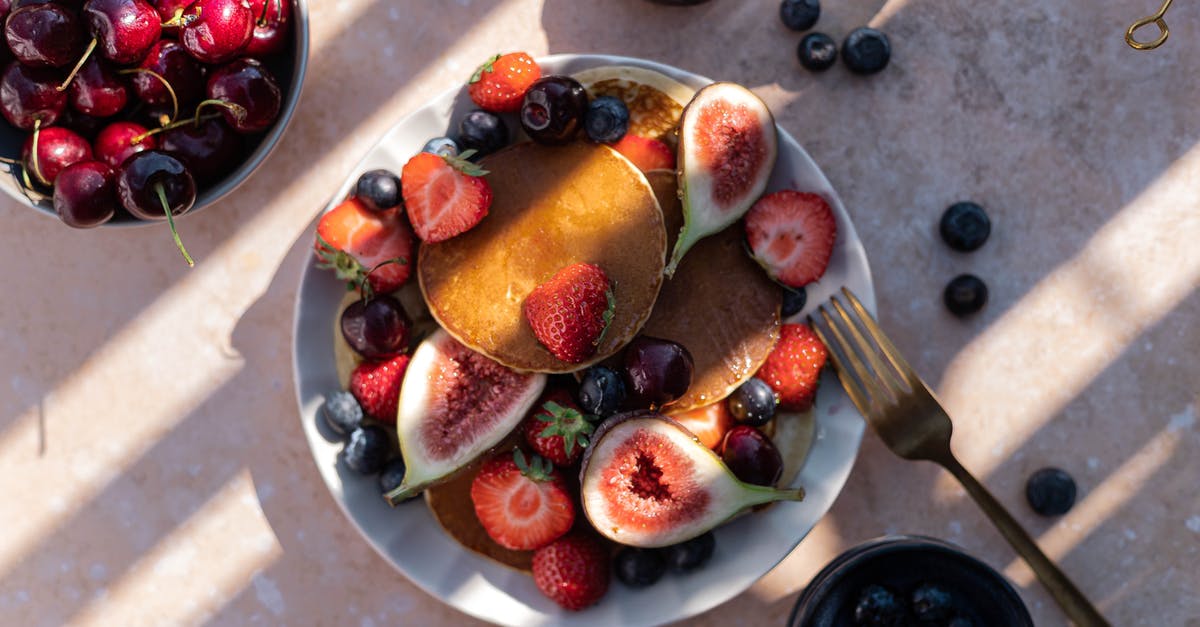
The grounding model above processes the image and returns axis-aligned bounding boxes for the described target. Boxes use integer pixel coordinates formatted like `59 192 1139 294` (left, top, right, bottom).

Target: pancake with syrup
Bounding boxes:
418 141 667 373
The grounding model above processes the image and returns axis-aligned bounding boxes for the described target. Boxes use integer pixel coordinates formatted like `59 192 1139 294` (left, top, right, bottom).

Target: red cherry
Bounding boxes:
83 0 162 64
4 4 86 68
53 160 117 228
204 57 280 133
0 61 66 131
94 121 156 169
159 117 242 184
179 0 254 64
22 126 92 186
245 0 290 56
151 0 189 34
68 56 128 117
130 39 205 108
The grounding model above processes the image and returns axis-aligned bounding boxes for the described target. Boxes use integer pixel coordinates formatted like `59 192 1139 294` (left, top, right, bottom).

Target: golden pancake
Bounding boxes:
641 170 782 413
418 142 667 373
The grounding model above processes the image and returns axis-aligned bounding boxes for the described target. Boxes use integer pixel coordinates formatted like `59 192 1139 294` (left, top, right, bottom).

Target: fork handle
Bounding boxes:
939 455 1111 627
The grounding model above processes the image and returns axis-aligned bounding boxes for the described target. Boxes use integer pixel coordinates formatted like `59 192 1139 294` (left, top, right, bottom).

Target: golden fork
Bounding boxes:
809 287 1111 627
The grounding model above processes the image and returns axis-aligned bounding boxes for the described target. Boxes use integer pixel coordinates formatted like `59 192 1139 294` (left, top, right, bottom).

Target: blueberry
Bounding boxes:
943 274 988 317
940 201 991 252
578 366 627 417
354 169 402 212
853 584 908 626
458 110 508 157
910 583 955 622
779 0 819 31
842 27 891 75
1026 467 1077 516
613 547 666 587
321 391 363 437
797 32 838 72
781 286 808 318
664 531 715 572
727 378 777 426
341 425 393 475
378 456 415 499
584 96 630 144
421 136 459 159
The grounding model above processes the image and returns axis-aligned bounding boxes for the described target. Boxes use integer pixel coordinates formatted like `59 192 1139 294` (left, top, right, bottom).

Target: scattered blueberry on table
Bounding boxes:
842 27 892 75
780 0 820 31
940 201 992 252
943 274 988 317
798 32 839 72
1026 467 1077 516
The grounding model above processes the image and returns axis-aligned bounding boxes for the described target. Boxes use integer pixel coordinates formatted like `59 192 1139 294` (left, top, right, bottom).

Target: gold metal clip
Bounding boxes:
1126 0 1174 50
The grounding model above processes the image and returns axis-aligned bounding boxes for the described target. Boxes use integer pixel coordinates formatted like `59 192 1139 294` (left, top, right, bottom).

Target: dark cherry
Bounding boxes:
205 57 281 133
58 107 106 140
68 56 128 117
520 75 588 145
151 0 189 33
53 160 116 228
22 126 92 186
179 0 254 64
94 120 155 169
622 335 694 409
0 61 66 130
721 425 783 487
159 117 241 183
83 0 162 64
0 0 12 19
116 149 196 264
130 39 205 107
245 0 290 56
340 295 411 360
5 4 86 68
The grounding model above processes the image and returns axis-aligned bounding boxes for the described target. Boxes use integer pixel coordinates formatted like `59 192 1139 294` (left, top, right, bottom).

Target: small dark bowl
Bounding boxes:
0 0 309 226
788 535 1033 627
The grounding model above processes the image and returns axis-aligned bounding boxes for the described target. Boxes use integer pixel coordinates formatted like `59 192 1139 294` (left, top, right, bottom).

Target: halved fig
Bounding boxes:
579 411 803 547
665 82 778 276
384 329 546 504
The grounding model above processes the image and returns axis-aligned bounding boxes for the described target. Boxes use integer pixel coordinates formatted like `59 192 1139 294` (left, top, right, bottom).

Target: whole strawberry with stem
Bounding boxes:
470 449 575 551
400 148 492 243
468 51 541 113
524 263 614 364
314 197 413 297
532 532 610 611
755 323 828 411
523 389 597 467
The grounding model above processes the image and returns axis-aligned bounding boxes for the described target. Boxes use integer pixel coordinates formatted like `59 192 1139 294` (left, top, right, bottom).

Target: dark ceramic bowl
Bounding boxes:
788 535 1033 627
0 0 309 226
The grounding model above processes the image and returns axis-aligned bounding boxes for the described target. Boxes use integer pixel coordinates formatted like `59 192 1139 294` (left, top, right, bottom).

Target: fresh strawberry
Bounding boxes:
348 354 410 421
532 532 610 611
523 389 597 467
314 197 414 296
400 150 492 243
756 323 828 411
611 134 675 172
523 263 615 364
470 450 576 551
467 52 541 113
671 401 735 451
744 190 837 288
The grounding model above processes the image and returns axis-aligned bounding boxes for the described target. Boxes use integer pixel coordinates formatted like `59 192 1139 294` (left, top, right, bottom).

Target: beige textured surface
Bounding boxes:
1 0 1197 625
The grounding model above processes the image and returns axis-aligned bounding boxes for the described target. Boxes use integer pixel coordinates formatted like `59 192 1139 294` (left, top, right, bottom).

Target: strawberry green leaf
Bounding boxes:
444 150 490 177
469 53 501 84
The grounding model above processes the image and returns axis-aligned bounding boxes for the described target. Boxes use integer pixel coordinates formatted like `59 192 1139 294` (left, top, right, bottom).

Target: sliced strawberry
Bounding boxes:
611 134 675 172
523 263 615 364
348 354 410 421
314 197 414 295
468 52 541 113
401 151 492 243
671 401 735 451
756 323 827 411
470 450 575 551
744 190 837 288
522 389 597 467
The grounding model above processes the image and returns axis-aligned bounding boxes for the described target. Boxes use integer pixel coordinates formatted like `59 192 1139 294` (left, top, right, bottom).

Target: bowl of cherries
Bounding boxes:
0 0 308 264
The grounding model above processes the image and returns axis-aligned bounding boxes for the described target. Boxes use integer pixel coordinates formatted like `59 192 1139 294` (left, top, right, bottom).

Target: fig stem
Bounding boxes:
118 68 179 124
155 181 194 267
56 38 97 92
383 483 418 506
131 113 222 144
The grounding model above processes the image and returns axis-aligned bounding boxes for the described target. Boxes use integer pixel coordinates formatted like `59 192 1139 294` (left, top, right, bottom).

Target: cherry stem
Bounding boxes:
131 113 221 144
56 37 97 92
29 119 48 187
161 6 194 28
155 181 194 267
193 99 247 127
118 68 179 124
256 0 278 25
0 156 18 165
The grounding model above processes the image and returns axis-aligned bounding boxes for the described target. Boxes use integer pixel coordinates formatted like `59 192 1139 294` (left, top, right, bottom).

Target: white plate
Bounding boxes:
292 54 874 627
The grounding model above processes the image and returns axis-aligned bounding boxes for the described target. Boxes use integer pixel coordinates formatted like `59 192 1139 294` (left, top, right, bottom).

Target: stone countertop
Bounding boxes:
1 0 1197 625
